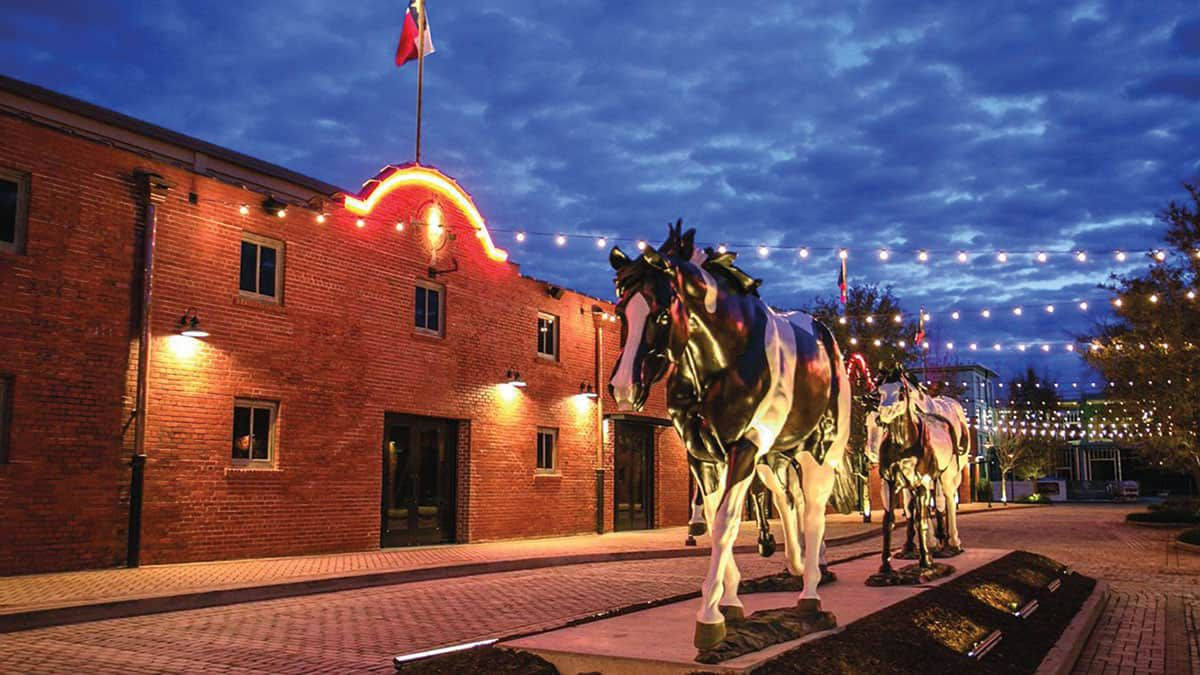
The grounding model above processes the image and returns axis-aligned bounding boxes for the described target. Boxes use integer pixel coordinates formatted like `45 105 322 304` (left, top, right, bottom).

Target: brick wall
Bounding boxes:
0 114 140 575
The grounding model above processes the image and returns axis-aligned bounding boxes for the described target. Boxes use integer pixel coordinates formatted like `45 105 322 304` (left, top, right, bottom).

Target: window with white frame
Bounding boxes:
232 399 276 464
239 233 284 301
0 168 30 254
537 312 558 359
415 281 444 336
536 428 557 471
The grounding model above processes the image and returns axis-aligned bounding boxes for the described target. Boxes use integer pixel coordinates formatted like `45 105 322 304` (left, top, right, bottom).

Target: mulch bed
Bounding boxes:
747 550 1095 675
393 645 557 674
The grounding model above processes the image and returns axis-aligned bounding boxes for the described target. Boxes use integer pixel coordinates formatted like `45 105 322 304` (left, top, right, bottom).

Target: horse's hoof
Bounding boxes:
694 620 726 650
719 604 745 621
685 535 697 547
819 565 838 584
758 533 776 557
796 598 822 613
689 522 707 537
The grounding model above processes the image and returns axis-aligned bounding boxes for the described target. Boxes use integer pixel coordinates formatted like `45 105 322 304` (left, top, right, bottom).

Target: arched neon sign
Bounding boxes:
342 165 509 262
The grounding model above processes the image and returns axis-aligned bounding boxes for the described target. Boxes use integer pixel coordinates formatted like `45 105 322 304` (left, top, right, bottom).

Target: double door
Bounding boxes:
614 421 655 531
382 415 457 547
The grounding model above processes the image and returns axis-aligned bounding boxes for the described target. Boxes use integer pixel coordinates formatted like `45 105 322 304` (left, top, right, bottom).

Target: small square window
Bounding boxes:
415 281 444 336
0 168 30 254
0 376 12 463
239 233 284 302
537 312 559 360
232 400 276 465
536 428 557 471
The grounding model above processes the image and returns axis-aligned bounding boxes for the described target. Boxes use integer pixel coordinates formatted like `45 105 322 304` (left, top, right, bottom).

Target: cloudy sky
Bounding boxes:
4 1 1198 389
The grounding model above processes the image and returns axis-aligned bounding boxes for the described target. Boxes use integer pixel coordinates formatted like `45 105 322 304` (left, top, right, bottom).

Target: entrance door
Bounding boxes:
614 421 655 531
382 415 457 547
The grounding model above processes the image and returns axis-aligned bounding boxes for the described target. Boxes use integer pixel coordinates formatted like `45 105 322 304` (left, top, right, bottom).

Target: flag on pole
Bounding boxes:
395 1 435 67
837 257 848 304
914 308 926 346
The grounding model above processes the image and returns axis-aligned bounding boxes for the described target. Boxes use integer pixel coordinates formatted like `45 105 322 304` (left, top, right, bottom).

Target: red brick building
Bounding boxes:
0 75 689 575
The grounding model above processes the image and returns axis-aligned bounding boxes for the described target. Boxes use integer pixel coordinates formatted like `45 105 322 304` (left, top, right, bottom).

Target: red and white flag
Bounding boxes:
395 1 435 67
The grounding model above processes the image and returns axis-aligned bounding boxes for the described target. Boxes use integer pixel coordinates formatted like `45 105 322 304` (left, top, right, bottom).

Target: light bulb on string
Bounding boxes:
555 234 567 246
798 247 809 259
996 251 1008 263
1079 301 1088 310
315 213 326 224
239 204 250 216
758 245 769 258
981 309 991 318
918 250 929 262
1075 251 1087 262
515 232 526 242
636 240 647 251
355 218 365 228
1036 251 1047 263
1013 307 1022 316
717 243 728 254
1154 250 1166 261
951 311 960 320
957 251 968 263
596 237 607 248
878 249 890 261
1045 304 1055 313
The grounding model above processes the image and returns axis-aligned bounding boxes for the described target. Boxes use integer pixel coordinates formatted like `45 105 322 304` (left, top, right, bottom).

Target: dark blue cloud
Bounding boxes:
1 0 1196 388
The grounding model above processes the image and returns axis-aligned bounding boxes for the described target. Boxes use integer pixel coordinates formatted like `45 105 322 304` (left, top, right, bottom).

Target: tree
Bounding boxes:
1081 183 1200 491
990 427 1056 501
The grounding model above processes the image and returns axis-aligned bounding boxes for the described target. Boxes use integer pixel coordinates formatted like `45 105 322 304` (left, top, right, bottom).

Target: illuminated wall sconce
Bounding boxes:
579 383 598 399
505 369 526 387
178 308 209 338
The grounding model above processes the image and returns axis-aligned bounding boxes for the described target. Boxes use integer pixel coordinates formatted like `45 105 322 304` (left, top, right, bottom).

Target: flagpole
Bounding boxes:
414 0 427 164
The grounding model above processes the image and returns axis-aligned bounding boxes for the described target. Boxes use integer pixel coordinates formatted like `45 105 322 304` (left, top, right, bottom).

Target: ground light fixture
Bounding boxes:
178 308 209 338
579 382 598 399
504 369 526 387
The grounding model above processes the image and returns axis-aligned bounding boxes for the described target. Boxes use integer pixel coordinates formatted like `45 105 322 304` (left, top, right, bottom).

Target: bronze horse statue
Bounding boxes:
608 222 851 649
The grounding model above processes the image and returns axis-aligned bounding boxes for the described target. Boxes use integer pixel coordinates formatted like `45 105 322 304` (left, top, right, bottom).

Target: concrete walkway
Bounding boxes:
0 501 1024 631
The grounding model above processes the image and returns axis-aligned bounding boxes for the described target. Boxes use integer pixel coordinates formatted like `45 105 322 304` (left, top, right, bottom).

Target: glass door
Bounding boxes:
382 415 457 547
614 421 655 531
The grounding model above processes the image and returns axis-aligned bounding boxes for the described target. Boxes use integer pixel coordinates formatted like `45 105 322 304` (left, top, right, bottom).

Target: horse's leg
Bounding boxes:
915 483 933 569
750 478 775 558
902 487 917 556
879 478 895 574
688 474 707 537
933 477 948 550
797 452 835 608
943 466 963 550
695 442 758 649
756 463 799 573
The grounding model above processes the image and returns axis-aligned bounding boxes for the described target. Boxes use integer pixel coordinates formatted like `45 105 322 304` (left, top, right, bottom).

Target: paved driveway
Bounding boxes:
1 504 1195 674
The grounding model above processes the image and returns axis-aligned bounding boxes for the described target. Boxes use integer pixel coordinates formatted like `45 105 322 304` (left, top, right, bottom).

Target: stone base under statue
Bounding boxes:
865 562 956 587
501 548 1009 674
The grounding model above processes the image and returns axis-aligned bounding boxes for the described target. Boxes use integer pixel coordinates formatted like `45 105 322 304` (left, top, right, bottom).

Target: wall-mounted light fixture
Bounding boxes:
505 369 526 387
579 383 598 399
178 308 209 338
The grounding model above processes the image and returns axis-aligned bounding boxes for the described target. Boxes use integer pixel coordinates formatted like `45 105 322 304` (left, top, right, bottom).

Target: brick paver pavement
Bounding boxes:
0 504 1190 674
10 508 1029 614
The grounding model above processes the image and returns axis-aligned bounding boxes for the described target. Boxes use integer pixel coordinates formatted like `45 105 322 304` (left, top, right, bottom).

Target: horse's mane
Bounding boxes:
657 220 761 296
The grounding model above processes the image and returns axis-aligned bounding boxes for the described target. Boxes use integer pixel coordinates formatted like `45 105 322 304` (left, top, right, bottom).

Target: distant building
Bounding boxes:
913 363 998 490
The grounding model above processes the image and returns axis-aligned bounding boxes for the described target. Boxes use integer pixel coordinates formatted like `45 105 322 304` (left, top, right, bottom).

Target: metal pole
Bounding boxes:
130 170 167 567
414 0 427 164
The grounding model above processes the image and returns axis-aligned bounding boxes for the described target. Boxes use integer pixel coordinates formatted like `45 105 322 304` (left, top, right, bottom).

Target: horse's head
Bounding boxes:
875 366 911 425
608 241 683 411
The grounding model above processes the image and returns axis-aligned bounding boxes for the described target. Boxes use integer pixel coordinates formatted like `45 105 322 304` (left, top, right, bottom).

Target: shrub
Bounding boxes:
1018 493 1053 505
1179 527 1200 546
1126 510 1200 524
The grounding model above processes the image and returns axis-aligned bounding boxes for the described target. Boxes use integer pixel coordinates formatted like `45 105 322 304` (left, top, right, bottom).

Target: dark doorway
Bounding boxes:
614 420 655 531
382 414 458 547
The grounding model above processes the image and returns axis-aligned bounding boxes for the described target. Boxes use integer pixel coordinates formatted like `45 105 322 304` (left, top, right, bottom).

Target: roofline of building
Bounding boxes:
914 363 1000 380
0 73 614 308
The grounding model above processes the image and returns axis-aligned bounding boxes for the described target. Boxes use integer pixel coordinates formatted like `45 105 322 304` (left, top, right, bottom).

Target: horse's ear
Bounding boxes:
610 246 632 270
680 227 696 259
641 246 669 270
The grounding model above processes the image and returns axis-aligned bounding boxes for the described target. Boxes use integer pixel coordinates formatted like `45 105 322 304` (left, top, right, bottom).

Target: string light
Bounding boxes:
1075 251 1087 262
996 251 1008 263
981 309 991 318
596 236 607 248
395 221 405 232
516 231 526 242
1012 307 1022 316
239 204 250 216
276 208 287 218
1149 294 1158 303
798 247 809 259
1154 250 1166 261
315 213 326 224
636 240 647 251
1115 250 1126 262
1113 298 1123 307
555 234 567 246
951 311 960 320
355 218 365 228
1036 251 1047 263
1079 301 1088 310
892 313 902 323
758 245 770 257
1045 304 1054 313
1188 291 1196 300
717 243 728 253
957 251 968 263
879 249 890 261
946 342 954 350
918 250 929 262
